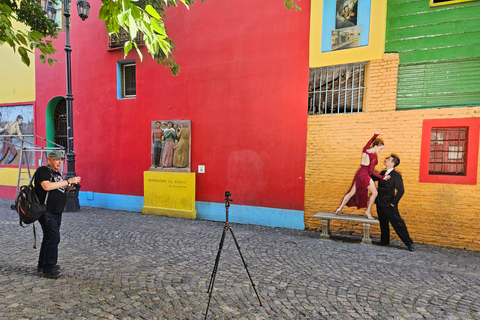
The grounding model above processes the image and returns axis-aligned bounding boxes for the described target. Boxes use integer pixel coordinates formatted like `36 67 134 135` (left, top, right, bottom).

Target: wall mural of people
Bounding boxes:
0 105 34 165
150 120 191 171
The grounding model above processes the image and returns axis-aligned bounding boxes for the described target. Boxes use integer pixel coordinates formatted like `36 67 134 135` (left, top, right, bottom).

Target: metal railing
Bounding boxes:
0 134 65 194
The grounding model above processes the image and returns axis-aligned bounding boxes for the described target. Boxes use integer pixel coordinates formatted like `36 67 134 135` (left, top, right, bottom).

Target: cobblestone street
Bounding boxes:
0 199 479 319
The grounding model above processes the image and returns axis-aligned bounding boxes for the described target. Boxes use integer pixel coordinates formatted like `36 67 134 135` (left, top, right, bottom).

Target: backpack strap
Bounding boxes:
27 169 49 249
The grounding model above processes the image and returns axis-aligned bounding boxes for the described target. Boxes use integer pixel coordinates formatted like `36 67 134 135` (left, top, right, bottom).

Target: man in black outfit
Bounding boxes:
372 154 414 251
35 150 81 278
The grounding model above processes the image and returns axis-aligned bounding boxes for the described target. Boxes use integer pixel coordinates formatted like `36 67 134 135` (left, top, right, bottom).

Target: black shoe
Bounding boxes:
407 243 415 251
375 241 389 246
37 264 61 274
42 268 62 279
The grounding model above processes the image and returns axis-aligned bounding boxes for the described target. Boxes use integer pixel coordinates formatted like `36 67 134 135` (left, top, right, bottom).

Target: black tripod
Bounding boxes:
204 191 262 319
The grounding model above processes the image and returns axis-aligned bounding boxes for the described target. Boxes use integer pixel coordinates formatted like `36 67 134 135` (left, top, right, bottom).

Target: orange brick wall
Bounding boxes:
305 53 480 251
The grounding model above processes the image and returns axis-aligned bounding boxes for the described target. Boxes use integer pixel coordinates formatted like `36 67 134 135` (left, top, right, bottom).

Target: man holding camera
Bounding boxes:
35 150 81 278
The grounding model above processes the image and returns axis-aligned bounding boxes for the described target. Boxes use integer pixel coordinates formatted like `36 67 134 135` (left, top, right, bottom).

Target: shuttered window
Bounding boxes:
396 59 480 110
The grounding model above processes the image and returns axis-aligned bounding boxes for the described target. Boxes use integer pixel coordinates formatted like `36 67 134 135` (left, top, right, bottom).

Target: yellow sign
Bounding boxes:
142 171 196 219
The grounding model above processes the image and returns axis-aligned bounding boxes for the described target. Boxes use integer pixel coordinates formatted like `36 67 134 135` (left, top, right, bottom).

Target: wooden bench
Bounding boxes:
313 212 379 244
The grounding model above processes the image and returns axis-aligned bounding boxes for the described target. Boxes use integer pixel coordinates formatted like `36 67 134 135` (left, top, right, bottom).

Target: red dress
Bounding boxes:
346 134 384 209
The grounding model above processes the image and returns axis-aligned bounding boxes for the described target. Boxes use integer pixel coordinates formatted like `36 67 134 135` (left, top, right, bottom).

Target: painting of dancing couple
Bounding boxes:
151 120 191 171
334 130 415 251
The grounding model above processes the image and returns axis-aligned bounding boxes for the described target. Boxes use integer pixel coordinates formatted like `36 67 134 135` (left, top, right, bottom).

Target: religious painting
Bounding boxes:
335 0 358 29
0 105 34 166
150 120 191 172
321 0 370 53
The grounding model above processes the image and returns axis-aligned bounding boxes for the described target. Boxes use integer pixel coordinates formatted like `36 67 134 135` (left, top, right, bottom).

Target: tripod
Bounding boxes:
204 191 262 319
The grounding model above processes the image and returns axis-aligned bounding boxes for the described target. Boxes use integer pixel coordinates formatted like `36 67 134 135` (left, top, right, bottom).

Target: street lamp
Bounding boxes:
43 0 90 212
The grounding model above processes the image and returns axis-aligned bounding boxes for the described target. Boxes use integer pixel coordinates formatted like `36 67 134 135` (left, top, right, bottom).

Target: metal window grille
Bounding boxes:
108 28 143 50
429 127 467 175
122 63 136 98
308 62 367 115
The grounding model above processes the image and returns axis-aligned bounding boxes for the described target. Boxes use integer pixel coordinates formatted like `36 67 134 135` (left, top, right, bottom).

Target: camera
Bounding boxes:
225 191 231 198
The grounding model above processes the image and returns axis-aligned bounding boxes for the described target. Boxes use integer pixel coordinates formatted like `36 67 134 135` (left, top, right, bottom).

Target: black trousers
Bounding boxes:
376 204 412 246
38 211 62 272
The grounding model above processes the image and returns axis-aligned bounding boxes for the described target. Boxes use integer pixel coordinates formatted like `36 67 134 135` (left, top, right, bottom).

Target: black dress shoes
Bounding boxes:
407 243 415 251
375 241 389 246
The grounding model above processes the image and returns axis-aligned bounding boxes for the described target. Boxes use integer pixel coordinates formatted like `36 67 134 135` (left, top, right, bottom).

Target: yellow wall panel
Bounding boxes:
309 0 387 67
0 21 35 103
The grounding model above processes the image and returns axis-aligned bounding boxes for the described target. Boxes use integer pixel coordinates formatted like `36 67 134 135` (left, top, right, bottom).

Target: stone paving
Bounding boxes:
0 198 479 320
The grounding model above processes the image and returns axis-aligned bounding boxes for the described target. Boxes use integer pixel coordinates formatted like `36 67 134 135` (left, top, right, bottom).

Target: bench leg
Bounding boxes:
321 219 330 239
362 223 372 244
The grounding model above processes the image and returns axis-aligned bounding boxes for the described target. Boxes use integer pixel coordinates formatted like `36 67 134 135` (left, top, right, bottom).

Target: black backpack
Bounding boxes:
12 172 48 248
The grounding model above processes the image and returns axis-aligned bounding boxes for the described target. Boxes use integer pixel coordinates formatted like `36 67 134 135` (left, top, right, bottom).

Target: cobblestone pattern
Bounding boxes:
0 199 479 319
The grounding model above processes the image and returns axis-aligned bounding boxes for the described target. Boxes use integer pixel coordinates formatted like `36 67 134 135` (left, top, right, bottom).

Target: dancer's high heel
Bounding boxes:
365 211 374 220
334 208 342 215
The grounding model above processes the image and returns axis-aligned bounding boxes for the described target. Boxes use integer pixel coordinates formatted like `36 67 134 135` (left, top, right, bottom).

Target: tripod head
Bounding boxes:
224 191 232 207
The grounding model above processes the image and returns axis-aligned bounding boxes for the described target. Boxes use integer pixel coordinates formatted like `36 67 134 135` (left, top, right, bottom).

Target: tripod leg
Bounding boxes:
228 227 262 306
205 227 227 319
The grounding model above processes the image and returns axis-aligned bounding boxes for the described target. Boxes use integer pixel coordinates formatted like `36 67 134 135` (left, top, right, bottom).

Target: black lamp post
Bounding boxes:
43 0 90 212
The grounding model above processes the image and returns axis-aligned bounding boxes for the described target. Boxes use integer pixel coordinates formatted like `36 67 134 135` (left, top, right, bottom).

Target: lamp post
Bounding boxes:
42 0 90 212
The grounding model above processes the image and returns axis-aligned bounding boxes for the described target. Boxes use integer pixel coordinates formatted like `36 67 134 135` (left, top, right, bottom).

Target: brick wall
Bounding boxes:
305 53 480 251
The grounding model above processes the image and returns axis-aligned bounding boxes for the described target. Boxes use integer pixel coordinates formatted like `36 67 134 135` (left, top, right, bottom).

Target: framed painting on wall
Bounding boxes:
321 0 371 53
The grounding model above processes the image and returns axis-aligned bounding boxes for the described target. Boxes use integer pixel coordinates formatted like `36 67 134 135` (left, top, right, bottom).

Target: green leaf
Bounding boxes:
39 54 46 63
133 41 143 61
151 18 165 35
128 15 138 39
47 58 54 67
124 40 133 55
18 47 30 66
145 5 160 19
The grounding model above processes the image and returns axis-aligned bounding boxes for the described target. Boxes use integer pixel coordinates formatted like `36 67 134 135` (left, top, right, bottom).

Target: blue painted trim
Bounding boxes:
78 192 305 230
321 0 371 52
116 59 135 100
196 201 305 230
79 191 144 212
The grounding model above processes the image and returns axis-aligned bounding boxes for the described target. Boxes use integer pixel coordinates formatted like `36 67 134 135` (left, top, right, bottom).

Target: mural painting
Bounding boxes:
0 105 34 166
321 0 371 53
151 120 191 171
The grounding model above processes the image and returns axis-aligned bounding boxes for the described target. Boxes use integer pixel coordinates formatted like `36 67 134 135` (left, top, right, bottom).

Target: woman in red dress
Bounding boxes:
335 130 389 219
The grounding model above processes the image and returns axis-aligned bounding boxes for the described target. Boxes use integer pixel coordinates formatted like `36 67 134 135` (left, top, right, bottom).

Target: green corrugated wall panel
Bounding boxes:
388 32 480 51
396 59 480 109
400 45 480 64
387 20 480 43
386 0 480 64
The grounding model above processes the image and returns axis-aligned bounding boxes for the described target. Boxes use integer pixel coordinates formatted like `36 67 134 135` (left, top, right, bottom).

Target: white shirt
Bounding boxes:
386 168 394 175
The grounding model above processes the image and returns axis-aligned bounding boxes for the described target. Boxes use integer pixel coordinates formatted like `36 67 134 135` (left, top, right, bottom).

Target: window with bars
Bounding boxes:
308 62 367 115
429 127 467 175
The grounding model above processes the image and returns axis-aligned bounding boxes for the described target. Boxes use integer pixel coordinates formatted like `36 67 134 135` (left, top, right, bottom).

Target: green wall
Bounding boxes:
386 0 480 64
386 0 480 109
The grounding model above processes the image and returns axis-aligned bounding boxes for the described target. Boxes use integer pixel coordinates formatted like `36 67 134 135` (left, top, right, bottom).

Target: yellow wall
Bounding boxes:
0 22 35 103
305 54 480 251
309 0 387 67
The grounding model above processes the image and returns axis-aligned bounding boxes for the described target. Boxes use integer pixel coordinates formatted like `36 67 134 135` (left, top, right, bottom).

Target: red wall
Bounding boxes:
35 0 310 210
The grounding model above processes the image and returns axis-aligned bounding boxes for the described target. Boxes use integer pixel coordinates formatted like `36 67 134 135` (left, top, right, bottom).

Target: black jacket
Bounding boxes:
372 169 404 207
